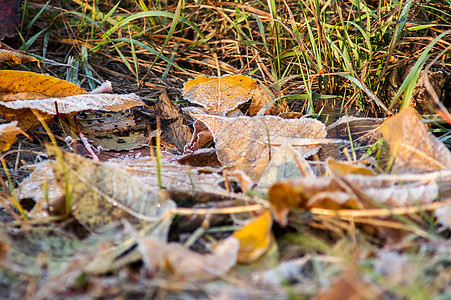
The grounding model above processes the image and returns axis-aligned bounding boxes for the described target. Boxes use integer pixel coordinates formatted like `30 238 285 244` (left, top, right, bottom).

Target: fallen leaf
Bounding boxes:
0 0 21 40
77 110 150 151
233 211 273 264
184 119 213 153
319 116 383 161
0 70 87 130
183 74 257 115
49 147 176 232
193 114 326 181
1 93 143 115
381 106 451 173
257 142 314 193
0 49 39 65
129 221 239 280
0 226 82 276
268 174 440 226
0 70 87 97
0 121 24 151
153 90 192 152
327 159 375 176
248 84 288 116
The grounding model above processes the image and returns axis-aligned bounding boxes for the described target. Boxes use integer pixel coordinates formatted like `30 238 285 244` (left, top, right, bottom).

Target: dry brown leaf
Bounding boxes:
0 121 24 152
248 84 288 116
193 114 326 181
268 174 439 226
184 119 213 153
131 224 239 280
183 74 257 115
153 90 192 152
0 49 39 65
233 211 273 264
319 116 383 161
49 148 176 232
381 106 451 173
177 148 222 168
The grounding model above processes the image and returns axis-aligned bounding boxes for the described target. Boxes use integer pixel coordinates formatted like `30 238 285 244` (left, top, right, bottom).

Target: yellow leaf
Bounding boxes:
0 70 87 97
233 211 273 264
0 70 87 130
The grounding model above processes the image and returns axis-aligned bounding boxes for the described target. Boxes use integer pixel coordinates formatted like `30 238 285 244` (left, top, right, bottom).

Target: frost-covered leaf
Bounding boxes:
0 226 81 276
0 49 38 65
49 148 176 232
130 223 239 280
193 114 326 181
268 174 440 226
0 121 24 152
257 142 314 193
381 107 451 173
183 74 257 115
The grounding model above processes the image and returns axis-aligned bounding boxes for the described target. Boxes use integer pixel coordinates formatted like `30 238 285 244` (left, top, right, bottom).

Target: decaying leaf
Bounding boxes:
154 90 192 152
233 211 273 264
77 110 150 151
131 223 239 280
248 84 288 116
49 148 176 232
183 74 257 115
0 226 81 276
268 174 440 226
381 107 451 173
0 49 39 65
319 116 383 161
184 119 213 152
0 121 24 152
193 114 326 181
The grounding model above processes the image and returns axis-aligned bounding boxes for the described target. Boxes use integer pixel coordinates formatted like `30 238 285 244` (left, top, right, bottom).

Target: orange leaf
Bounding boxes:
233 211 273 264
0 121 24 152
183 74 257 115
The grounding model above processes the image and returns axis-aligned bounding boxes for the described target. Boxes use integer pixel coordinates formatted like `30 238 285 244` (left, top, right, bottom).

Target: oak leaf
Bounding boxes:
0 49 38 65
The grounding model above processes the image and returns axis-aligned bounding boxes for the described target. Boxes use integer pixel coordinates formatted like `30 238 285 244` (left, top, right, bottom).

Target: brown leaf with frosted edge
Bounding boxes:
248 84 288 116
184 119 212 153
183 74 257 115
129 222 239 280
154 90 192 152
381 107 451 173
49 147 176 232
0 121 24 152
193 114 326 181
268 174 439 226
0 49 38 65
